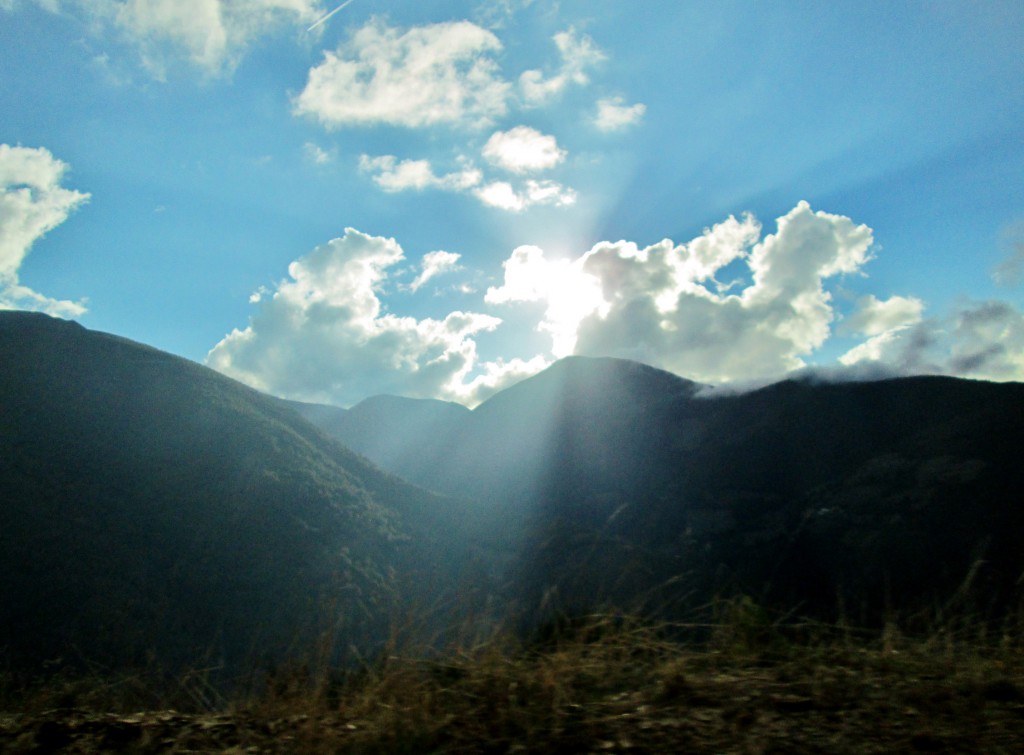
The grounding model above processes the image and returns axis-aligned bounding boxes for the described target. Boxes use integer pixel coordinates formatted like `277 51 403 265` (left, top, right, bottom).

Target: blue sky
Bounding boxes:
2 0 1022 406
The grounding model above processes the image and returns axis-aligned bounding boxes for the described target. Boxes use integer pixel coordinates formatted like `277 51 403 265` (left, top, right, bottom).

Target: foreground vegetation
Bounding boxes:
3 601 1024 754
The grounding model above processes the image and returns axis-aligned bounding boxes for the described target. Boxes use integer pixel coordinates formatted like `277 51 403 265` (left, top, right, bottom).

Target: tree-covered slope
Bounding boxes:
284 394 470 481
306 356 1024 623
0 312 479 678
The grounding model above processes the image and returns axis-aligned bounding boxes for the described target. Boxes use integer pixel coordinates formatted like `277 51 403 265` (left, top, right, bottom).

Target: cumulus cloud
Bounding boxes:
409 250 461 292
473 181 522 211
14 0 323 77
0 144 90 316
593 96 646 131
287 18 634 211
487 202 880 381
358 154 482 193
482 201 1024 384
519 27 605 105
207 204 1024 409
486 243 604 355
206 228 534 407
295 19 510 129
482 126 566 173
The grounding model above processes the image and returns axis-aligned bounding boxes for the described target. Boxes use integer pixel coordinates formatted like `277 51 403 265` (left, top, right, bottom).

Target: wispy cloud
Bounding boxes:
303 141 337 165
594 96 646 131
519 27 605 106
473 179 576 212
23 0 326 77
358 155 482 193
992 222 1024 287
841 300 1024 381
409 250 462 292
359 152 573 213
306 0 356 33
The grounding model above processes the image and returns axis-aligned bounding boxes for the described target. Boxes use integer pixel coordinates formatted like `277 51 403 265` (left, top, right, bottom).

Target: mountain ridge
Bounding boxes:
302 352 1024 624
4 311 1023 680
0 311 483 678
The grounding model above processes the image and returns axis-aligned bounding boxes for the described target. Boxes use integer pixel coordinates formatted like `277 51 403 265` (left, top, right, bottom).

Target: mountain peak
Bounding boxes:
474 354 701 418
350 393 471 416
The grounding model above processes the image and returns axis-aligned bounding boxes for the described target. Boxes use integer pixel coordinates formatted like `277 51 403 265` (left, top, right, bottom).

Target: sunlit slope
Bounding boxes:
311 356 1024 621
0 312 477 676
285 394 470 484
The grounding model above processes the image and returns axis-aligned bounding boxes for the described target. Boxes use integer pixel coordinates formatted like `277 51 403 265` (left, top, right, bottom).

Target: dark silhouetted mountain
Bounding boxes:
306 356 1024 625
7 309 1022 680
0 312 483 679
284 394 470 479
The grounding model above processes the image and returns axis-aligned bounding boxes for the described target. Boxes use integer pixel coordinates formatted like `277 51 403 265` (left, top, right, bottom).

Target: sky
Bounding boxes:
2 0 1022 407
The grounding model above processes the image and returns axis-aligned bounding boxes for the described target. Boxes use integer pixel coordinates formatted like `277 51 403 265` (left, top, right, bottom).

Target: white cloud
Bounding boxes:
290 18 633 211
841 299 1024 381
206 228 533 407
842 294 924 337
837 294 926 366
206 205 1024 410
409 250 461 292
358 154 482 193
488 201 879 381
482 126 566 173
295 19 510 129
474 181 523 211
524 179 576 207
519 27 605 106
0 144 90 316
484 202 1024 384
457 353 551 404
486 243 604 355
17 0 324 77
359 153 572 212
594 96 646 131
473 179 575 212
303 141 336 165
473 0 535 29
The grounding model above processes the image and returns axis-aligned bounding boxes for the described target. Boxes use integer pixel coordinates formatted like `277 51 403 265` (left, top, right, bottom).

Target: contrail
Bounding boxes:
307 0 358 32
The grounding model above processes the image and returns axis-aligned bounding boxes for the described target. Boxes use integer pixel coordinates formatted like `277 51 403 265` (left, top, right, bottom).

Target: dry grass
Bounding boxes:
3 601 1023 753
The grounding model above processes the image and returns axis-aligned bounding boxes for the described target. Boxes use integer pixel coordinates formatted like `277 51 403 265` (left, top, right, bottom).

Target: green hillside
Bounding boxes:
306 356 1024 626
0 312 480 681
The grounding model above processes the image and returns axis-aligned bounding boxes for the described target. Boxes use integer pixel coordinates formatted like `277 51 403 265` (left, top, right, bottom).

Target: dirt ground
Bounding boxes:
3 644 1023 754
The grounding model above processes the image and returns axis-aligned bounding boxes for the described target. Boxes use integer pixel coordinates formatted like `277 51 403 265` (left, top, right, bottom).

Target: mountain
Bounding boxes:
0 312 483 679
284 394 470 479
305 356 1024 625
5 310 1021 683
304 357 700 506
